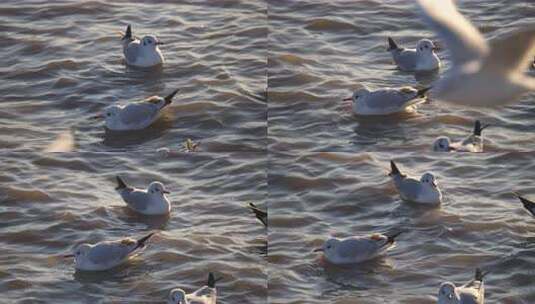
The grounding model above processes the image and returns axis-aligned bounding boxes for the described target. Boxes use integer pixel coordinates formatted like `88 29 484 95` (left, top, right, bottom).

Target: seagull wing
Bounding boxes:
122 189 150 211
87 241 133 266
119 103 159 125
124 42 141 63
482 27 535 74
417 0 489 65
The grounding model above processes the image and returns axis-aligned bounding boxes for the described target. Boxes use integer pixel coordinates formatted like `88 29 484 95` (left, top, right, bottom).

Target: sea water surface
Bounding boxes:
0 151 267 303
269 151 535 303
268 0 535 152
0 0 267 152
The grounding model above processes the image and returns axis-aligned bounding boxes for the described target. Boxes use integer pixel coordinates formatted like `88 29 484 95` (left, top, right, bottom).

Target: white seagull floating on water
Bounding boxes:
93 89 178 131
313 231 402 265
387 37 441 72
438 268 488 304
389 160 442 205
63 232 155 271
417 0 535 106
115 176 171 216
343 86 430 115
121 24 165 68
167 272 221 304
433 120 489 153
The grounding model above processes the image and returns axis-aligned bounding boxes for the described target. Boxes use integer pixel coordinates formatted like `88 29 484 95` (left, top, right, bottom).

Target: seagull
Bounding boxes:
121 24 165 67
438 268 488 304
387 37 441 72
93 89 178 131
433 120 489 152
512 192 535 217
313 232 402 265
416 0 535 106
63 232 155 271
247 203 267 227
389 160 442 205
167 272 221 304
343 86 430 115
115 176 171 215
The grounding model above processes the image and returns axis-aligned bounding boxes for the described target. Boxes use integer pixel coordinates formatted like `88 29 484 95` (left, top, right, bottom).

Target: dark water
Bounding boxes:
0 152 267 303
269 151 535 304
3 0 535 303
0 0 267 152
268 0 535 152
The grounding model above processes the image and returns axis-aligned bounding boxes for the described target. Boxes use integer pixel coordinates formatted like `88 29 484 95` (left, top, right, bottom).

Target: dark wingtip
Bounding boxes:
136 232 156 249
116 176 128 190
417 87 432 98
514 192 535 215
248 203 267 227
164 89 179 105
475 268 489 281
123 24 132 40
473 120 489 136
387 37 398 51
389 160 401 176
387 231 403 243
207 272 216 288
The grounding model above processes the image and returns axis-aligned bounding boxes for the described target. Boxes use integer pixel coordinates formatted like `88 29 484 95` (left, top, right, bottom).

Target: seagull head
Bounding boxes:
433 136 454 152
313 238 339 259
438 282 460 304
168 288 188 304
416 39 438 54
420 172 438 188
343 88 369 103
148 181 170 195
64 243 91 262
103 105 121 123
141 35 164 49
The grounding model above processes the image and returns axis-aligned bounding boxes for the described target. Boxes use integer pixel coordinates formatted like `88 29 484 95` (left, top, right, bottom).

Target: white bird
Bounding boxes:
313 232 402 265
167 272 221 304
389 160 442 205
416 0 535 106
94 89 178 131
438 268 488 304
247 203 267 227
387 37 441 72
513 192 535 217
433 120 489 152
63 232 155 271
121 24 165 67
115 176 171 215
343 86 430 115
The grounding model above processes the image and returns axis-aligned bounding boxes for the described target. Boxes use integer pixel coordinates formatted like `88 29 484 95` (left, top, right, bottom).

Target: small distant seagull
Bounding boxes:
343 86 430 115
387 37 441 72
92 89 178 131
313 231 402 265
167 272 221 304
416 0 535 106
121 24 165 67
513 192 535 217
433 120 489 153
63 232 155 271
247 203 267 227
389 160 442 205
438 268 488 304
115 176 171 215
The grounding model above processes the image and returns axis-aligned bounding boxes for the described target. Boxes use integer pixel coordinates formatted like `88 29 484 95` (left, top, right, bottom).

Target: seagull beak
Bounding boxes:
63 254 75 258
156 41 165 45
313 248 324 252
90 113 103 120
342 97 352 101
163 190 170 194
